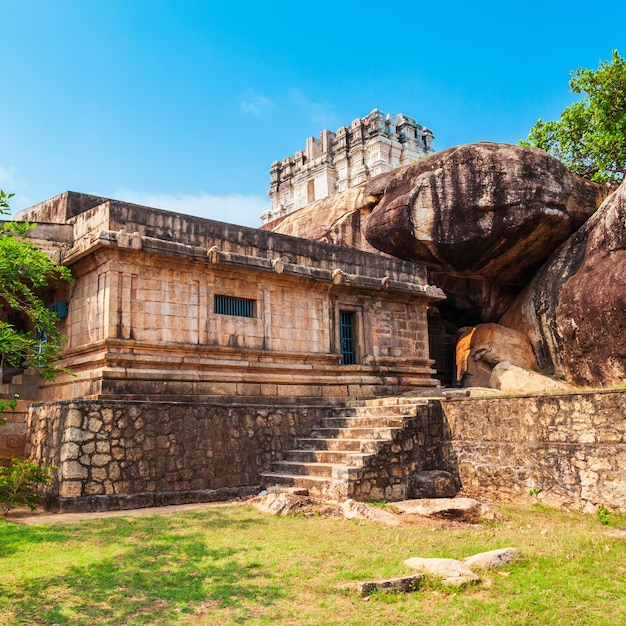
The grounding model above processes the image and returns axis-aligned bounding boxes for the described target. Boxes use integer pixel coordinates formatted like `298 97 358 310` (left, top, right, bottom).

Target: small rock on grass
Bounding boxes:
341 499 402 526
338 574 424 596
392 497 497 522
404 557 481 587
461 548 520 570
251 492 316 516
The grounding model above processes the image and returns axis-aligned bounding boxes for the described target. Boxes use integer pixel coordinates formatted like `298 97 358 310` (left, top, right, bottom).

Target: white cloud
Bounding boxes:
240 89 274 117
0 164 16 188
289 89 339 128
114 189 269 228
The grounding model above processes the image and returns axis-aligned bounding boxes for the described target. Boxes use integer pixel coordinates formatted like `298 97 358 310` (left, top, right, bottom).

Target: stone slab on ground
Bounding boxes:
340 499 402 526
338 574 424 596
391 497 497 522
404 557 480 587
251 492 318 516
461 548 520 570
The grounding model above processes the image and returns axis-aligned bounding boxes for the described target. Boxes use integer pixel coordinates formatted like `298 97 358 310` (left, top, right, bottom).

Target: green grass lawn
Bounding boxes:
0 502 625 625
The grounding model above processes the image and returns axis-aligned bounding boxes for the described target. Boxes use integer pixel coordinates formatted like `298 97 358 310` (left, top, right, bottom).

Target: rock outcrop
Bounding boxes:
456 323 538 387
489 362 571 393
501 181 626 386
364 142 603 287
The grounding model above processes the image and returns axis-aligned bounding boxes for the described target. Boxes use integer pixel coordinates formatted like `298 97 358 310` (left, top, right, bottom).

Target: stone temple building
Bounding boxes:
1 191 445 510
2 192 624 515
262 109 434 225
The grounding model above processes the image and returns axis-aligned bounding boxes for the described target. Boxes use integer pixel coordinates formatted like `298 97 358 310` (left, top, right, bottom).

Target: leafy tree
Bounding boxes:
0 190 72 417
522 50 626 184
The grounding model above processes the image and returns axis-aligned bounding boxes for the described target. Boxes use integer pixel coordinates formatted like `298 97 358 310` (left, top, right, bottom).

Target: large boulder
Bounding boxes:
456 323 538 387
501 182 626 386
364 142 603 287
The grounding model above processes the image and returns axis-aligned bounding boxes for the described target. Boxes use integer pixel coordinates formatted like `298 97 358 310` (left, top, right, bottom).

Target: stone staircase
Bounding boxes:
260 398 430 500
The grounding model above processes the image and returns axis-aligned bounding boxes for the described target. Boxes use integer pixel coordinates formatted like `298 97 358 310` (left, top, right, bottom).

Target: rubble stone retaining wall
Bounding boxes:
0 402 28 463
24 389 626 513
25 400 330 512
441 389 626 512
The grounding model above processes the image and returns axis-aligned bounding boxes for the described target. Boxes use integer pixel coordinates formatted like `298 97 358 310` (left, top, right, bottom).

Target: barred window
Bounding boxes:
213 294 255 318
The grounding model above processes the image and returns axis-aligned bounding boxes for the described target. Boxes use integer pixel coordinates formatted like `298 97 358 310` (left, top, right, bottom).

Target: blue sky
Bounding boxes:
1 1 624 226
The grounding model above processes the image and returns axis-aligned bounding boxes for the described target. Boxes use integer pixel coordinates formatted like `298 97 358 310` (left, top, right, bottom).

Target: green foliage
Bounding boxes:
596 503 612 525
0 458 55 515
522 50 626 184
0 190 72 385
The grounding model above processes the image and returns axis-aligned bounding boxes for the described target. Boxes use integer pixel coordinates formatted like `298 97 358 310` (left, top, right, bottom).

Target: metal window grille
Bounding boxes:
214 294 255 318
339 311 356 365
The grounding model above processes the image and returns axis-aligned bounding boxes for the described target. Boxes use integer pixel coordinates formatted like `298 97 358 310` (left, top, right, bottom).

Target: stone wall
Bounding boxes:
25 400 331 512
23 389 626 514
441 389 626 512
0 401 28 463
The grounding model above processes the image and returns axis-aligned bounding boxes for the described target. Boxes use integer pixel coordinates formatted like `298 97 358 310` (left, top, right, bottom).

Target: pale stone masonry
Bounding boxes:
263 109 434 224
13 191 444 404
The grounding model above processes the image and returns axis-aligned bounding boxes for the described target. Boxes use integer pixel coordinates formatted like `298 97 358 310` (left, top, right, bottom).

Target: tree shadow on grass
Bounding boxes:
1 508 286 625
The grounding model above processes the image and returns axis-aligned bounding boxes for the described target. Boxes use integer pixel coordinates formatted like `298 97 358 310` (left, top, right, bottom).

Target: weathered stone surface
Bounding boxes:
407 470 459 499
605 529 626 539
501 181 626 386
338 574 424 596
489 362 571 393
392 498 497 522
262 185 382 253
461 548 520 570
340 499 402 526
404 557 480 586
364 142 603 287
441 390 626 512
25 400 331 512
428 271 518 325
251 492 316 516
456 323 538 388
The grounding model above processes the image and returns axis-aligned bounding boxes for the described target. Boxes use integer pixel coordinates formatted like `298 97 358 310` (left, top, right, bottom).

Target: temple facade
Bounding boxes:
263 109 434 225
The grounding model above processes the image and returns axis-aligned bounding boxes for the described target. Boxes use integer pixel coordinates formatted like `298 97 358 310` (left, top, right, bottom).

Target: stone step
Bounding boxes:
270 461 357 478
344 397 431 407
284 449 370 465
297 438 380 453
309 426 399 440
329 403 424 418
259 472 348 499
319 415 406 429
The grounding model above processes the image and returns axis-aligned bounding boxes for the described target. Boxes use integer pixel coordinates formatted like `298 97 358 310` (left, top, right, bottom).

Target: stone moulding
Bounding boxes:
66 229 445 301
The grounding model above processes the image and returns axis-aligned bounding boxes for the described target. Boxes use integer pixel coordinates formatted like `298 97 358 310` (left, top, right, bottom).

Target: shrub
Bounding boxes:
0 458 56 515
